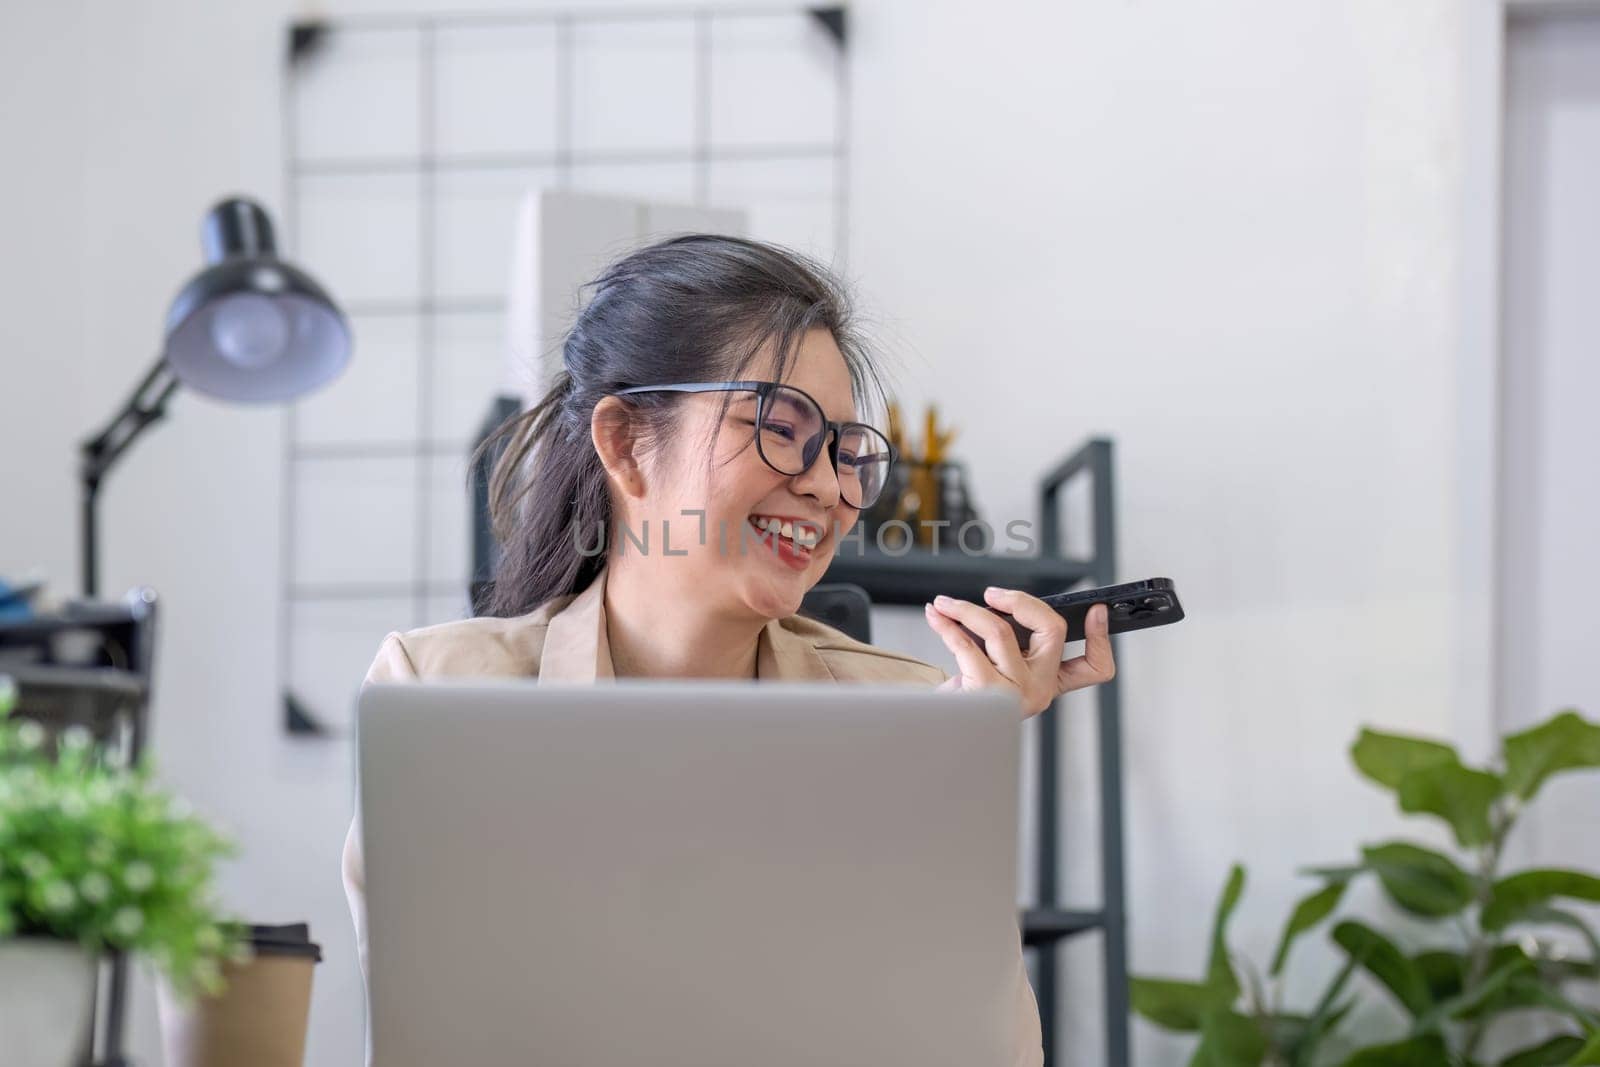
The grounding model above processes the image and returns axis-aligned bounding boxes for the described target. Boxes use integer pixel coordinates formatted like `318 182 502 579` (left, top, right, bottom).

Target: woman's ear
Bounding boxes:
591 396 647 499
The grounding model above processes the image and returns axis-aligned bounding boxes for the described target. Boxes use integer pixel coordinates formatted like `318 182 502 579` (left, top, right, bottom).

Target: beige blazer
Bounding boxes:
343 565 1044 1066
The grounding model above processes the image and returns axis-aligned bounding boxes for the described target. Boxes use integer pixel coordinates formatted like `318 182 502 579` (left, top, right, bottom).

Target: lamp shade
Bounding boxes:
163 198 350 404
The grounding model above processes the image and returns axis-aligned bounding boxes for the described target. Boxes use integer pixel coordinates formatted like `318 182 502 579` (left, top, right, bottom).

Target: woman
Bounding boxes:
342 234 1114 1066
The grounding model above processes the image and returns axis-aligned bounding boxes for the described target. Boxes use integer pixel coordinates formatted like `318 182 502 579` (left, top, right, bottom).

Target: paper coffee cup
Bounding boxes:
157 923 322 1067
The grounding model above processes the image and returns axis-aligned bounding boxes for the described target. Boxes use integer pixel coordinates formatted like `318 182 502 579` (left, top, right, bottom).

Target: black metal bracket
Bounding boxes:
807 6 847 48
288 20 331 66
284 689 333 736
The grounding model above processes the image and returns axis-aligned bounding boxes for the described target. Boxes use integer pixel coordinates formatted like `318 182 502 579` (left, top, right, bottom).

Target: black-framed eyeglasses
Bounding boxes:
611 380 897 510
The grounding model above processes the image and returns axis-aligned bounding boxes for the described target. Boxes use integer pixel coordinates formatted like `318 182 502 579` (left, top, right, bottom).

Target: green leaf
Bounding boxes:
1413 953 1533 1032
1498 1034 1586 1067
1352 729 1459 791
1208 865 1247 998
1131 977 1233 1032
1332 920 1433 1018
1190 1009 1268 1067
1362 841 1476 917
1566 1032 1600 1064
1412 950 1465 1004
1502 710 1600 800
1395 761 1503 848
1300 863 1366 882
1482 870 1600 931
1271 880 1347 975
1340 1033 1450 1065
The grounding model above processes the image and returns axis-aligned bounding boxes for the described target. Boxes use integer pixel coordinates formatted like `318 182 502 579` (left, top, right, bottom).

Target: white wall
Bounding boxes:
0 2 1499 1065
849 2 1479 1062
1 0 89 600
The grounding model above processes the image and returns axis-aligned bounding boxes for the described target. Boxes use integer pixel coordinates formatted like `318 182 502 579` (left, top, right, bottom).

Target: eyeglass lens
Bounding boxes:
755 386 892 508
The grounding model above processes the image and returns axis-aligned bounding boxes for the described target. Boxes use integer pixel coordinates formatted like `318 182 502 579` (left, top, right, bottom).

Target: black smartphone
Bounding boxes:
955 578 1184 653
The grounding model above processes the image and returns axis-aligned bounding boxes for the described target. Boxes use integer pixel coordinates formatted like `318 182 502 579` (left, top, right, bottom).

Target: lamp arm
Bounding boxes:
79 354 181 596
81 354 181 485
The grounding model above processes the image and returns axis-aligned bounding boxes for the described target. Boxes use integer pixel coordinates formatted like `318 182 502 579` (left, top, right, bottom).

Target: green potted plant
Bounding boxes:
0 679 245 1067
1131 708 1600 1066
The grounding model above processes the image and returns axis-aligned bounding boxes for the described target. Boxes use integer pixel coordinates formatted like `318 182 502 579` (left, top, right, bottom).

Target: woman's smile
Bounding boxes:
746 513 824 570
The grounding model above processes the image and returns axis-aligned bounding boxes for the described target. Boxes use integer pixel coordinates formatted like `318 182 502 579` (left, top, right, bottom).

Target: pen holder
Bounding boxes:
860 460 981 551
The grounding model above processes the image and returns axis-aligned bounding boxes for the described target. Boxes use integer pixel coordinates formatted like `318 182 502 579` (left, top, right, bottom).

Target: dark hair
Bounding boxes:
471 234 888 618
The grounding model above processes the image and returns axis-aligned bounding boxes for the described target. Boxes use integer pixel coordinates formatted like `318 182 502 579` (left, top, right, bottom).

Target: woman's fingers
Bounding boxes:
929 595 1028 680
981 587 1067 664
1056 603 1116 693
926 592 1116 717
923 601 1004 684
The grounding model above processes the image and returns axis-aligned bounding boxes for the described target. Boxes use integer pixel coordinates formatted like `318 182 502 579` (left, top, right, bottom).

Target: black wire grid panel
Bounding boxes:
276 5 849 736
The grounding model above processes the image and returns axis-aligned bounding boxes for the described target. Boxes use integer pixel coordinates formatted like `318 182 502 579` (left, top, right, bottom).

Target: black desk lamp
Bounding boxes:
65 197 347 1065
79 196 350 596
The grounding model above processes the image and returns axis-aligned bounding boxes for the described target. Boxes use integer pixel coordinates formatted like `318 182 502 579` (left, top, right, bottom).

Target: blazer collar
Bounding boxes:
538 566 835 683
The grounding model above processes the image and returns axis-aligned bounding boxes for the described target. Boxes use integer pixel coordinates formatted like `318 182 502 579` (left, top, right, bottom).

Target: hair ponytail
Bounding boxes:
470 234 886 619
470 369 611 618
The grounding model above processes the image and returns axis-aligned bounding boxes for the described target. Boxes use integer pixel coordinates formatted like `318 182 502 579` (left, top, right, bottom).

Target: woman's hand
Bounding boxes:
923 587 1116 718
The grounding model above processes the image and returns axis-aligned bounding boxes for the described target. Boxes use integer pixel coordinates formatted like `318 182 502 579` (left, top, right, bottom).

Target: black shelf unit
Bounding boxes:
820 437 1128 1067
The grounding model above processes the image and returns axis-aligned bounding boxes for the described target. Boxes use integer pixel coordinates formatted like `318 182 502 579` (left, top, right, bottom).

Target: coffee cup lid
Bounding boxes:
247 922 323 963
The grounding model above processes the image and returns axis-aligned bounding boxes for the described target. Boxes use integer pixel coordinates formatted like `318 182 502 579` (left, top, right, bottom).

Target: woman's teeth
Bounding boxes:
749 515 820 548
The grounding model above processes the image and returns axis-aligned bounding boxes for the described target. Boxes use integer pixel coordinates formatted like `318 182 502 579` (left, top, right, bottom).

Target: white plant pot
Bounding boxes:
0 937 98 1067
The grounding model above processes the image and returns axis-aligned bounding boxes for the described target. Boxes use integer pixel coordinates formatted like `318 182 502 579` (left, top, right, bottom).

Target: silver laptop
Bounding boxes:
357 680 1023 1067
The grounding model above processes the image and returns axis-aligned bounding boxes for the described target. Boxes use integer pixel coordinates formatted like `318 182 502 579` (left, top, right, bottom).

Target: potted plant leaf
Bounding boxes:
0 681 245 1067
1131 708 1600 1066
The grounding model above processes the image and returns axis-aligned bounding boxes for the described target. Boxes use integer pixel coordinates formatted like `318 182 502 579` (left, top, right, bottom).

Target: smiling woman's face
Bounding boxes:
630 327 863 622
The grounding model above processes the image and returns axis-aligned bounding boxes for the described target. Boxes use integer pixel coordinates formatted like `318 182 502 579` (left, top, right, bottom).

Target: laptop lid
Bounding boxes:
358 679 1023 1067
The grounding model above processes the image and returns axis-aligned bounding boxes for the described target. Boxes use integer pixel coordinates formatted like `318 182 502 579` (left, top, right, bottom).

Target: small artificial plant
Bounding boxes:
1132 708 1600 1066
0 680 246 997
